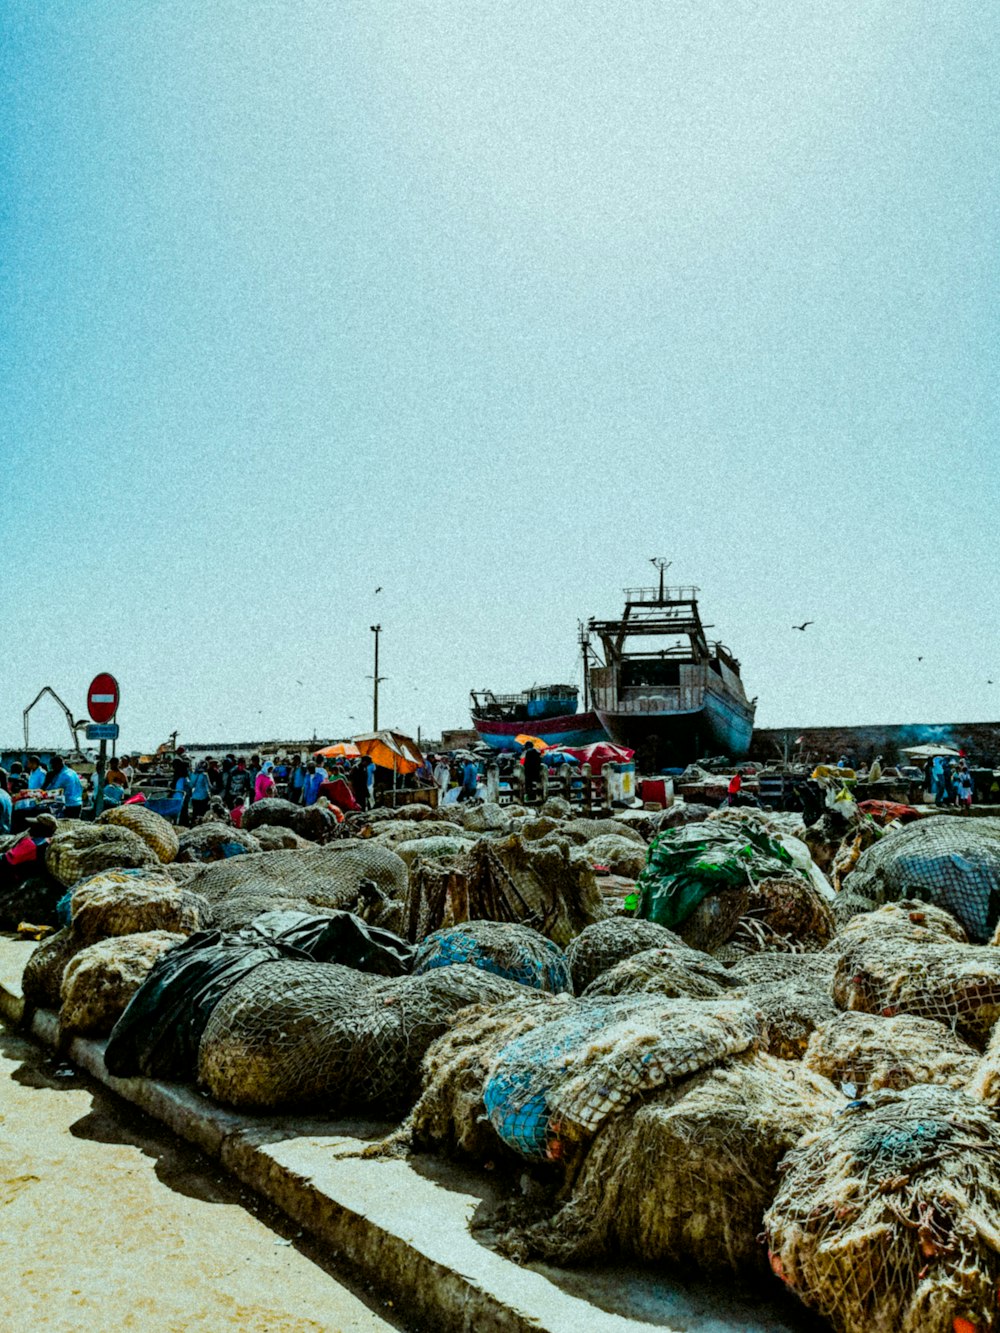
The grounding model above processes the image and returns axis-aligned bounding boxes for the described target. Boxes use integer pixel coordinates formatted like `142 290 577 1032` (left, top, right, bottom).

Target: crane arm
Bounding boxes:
23 686 87 751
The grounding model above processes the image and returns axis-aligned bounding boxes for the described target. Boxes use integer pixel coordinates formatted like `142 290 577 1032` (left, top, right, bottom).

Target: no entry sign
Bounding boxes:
87 672 120 724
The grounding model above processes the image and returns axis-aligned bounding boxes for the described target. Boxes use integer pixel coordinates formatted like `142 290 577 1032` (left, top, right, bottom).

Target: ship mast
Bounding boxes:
649 557 672 603
577 621 592 711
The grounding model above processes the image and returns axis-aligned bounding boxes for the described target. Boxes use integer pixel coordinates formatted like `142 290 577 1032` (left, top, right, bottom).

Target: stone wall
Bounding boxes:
751 721 1000 767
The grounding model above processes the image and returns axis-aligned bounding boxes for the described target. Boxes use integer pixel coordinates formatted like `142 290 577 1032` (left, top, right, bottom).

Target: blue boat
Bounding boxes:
470 685 609 752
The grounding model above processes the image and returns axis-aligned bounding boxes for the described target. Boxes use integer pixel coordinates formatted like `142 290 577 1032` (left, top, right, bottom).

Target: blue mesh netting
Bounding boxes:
412 921 571 993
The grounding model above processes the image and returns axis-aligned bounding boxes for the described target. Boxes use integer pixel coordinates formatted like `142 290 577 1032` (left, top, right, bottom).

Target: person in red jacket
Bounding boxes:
727 772 742 808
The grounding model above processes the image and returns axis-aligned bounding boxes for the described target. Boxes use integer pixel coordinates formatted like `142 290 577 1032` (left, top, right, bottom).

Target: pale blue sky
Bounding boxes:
2 2 998 749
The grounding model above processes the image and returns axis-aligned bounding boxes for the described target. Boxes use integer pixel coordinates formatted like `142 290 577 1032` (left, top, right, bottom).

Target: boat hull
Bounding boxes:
597 691 754 766
473 710 609 752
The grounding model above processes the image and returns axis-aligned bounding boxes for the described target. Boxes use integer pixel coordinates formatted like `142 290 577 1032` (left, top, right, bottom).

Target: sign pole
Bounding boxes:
94 738 107 818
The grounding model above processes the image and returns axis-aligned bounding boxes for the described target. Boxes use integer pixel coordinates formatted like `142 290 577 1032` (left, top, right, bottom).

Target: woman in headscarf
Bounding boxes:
254 762 276 803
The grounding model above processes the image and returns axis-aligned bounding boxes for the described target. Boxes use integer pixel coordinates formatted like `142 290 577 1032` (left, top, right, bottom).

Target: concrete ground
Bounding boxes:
0 1023 406 1333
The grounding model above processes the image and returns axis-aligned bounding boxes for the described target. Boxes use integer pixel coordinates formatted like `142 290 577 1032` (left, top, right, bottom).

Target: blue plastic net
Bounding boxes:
413 922 571 993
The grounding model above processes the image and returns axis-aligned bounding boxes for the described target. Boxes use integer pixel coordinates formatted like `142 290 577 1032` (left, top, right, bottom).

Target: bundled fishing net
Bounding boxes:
564 918 685 993
68 871 212 943
803 1012 979 1096
764 1084 1000 1333
740 976 839 1059
98 804 179 863
831 933 1000 1048
46 824 158 888
240 798 302 833
967 1018 1000 1107
834 899 968 947
374 821 473 848
830 888 879 930
59 931 184 1036
249 824 313 852
392 835 474 867
22 927 84 1009
482 994 762 1162
558 818 646 847
175 823 262 863
412 920 571 993
198 960 522 1114
847 815 1000 941
290 804 342 842
715 875 836 961
582 946 734 1000
730 949 837 989
581 835 646 878
401 993 563 1161
506 1053 840 1273
188 843 407 909
459 803 510 834
464 836 604 947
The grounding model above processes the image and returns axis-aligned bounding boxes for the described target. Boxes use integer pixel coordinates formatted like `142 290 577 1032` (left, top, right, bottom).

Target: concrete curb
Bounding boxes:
0 965 658 1333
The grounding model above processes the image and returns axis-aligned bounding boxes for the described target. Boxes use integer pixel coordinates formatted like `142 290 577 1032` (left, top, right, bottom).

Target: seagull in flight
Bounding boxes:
792 621 814 632
374 586 383 594
917 657 923 662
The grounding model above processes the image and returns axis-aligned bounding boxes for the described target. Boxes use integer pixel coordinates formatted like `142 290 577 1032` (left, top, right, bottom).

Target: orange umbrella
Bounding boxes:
515 734 549 751
315 742 360 759
352 730 425 775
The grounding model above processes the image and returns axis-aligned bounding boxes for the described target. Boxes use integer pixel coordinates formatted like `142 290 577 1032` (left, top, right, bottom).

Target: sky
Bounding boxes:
2 1 998 751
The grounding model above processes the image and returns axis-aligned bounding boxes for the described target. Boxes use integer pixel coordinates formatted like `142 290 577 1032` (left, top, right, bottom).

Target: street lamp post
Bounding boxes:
370 624 382 730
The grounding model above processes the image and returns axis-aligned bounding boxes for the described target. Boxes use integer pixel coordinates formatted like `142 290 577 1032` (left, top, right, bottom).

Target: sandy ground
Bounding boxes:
0 1024 405 1333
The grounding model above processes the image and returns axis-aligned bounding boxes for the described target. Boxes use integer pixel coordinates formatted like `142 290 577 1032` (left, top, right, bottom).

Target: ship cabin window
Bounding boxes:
622 659 681 689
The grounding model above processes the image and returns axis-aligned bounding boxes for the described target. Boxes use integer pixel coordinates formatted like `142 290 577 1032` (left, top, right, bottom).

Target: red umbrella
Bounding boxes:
558 742 635 774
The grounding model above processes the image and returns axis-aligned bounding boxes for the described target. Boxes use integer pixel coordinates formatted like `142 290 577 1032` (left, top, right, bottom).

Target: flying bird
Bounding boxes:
374 586 383 594
917 657 923 662
295 679 303 686
792 621 814 632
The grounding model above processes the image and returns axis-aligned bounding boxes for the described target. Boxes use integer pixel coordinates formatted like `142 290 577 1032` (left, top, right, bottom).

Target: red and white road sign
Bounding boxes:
87 672 120 724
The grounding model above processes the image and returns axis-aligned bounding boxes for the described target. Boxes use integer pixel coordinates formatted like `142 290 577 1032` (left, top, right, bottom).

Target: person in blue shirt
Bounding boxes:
459 759 479 802
47 756 84 817
26 755 47 790
190 766 212 822
0 771 12 835
303 763 327 806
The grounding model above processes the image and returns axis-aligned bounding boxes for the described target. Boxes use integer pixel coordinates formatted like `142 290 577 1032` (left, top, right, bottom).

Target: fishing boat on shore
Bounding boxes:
587 570 755 766
470 684 608 752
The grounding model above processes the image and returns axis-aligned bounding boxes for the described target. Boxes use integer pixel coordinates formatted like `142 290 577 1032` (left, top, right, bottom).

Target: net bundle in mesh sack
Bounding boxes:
830 933 1000 1048
98 804 180 863
68 870 212 943
564 918 685 993
392 835 475 868
412 921 571 993
198 959 523 1113
846 815 1000 942
834 899 968 947
561 818 646 847
582 946 736 1001
964 1018 1000 1109
189 843 407 911
400 993 564 1162
730 949 837 989
714 875 837 961
59 930 184 1036
803 1012 979 1097
46 824 159 888
482 994 762 1162
239 798 302 833
464 835 605 947
249 825 313 852
764 1084 1000 1333
374 821 473 849
503 1052 840 1274
22 927 83 1009
175 823 263 863
581 834 646 879
459 802 510 835
740 975 840 1060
